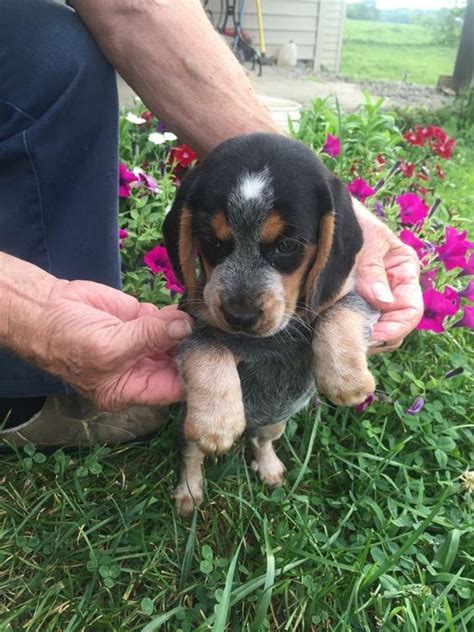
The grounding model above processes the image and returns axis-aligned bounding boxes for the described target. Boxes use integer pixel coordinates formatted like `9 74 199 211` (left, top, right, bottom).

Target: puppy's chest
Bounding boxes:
225 327 315 428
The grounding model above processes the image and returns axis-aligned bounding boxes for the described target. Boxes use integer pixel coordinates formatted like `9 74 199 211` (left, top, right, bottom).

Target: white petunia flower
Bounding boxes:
148 132 167 145
164 132 177 142
126 112 146 125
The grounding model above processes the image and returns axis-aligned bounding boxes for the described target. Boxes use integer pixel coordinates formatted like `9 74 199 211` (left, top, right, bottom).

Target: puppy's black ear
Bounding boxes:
305 174 363 314
163 167 201 298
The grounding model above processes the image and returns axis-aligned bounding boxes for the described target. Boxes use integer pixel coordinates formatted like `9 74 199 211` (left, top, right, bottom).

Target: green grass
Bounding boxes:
341 19 457 86
0 334 473 630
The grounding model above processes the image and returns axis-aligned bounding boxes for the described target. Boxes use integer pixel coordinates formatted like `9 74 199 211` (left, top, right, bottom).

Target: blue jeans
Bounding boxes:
0 0 120 397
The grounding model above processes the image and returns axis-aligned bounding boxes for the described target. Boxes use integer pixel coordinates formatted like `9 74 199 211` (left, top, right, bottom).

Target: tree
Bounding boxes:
453 0 474 91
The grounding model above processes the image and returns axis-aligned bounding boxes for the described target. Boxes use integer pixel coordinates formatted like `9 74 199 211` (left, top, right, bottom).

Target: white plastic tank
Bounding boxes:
277 41 298 67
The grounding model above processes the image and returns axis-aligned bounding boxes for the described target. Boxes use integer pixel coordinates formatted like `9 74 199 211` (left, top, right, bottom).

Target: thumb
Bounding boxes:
121 314 192 357
356 261 394 309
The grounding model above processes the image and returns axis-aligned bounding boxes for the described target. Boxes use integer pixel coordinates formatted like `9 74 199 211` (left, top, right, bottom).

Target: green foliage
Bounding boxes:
0 100 473 630
418 6 465 47
346 1 380 22
342 19 457 85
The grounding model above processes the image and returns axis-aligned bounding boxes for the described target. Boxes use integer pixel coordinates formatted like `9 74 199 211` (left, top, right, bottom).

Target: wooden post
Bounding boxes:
453 0 474 92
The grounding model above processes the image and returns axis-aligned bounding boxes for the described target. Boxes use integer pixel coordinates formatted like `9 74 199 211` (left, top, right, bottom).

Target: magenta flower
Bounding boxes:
436 227 474 271
407 396 425 415
119 162 139 198
139 172 159 193
459 281 474 302
420 268 438 291
460 253 474 276
396 193 429 226
453 306 474 330
354 393 376 413
144 245 184 294
399 229 430 263
119 228 128 249
348 178 375 203
417 287 460 333
322 134 341 158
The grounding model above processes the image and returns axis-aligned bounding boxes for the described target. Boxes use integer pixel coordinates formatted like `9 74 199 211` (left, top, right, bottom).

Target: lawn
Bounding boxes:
341 19 458 86
0 100 473 630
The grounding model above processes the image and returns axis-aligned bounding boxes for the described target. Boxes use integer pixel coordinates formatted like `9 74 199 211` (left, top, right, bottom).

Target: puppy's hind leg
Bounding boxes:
250 421 287 487
174 442 206 517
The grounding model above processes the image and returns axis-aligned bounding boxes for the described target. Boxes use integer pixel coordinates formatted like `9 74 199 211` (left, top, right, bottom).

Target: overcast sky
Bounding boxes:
347 0 464 9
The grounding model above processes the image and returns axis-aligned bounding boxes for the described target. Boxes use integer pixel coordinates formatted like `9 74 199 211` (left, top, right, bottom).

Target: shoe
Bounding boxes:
0 394 169 448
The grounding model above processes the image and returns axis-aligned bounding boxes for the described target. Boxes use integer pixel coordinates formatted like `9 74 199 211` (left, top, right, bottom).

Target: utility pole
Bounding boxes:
453 0 474 92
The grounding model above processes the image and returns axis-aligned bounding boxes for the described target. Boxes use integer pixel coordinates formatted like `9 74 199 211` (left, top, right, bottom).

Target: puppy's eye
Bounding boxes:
275 240 299 255
205 236 223 249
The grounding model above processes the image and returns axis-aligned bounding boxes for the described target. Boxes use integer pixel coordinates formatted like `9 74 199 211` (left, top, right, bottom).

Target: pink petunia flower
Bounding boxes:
347 178 375 203
453 306 474 330
119 228 128 250
139 172 159 193
144 245 184 294
119 162 139 198
399 228 431 263
459 281 474 302
417 287 460 333
460 253 474 276
435 227 474 271
396 192 429 226
420 268 438 291
322 134 341 158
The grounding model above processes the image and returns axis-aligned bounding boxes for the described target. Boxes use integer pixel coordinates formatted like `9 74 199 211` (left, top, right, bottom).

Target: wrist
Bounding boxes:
0 252 59 362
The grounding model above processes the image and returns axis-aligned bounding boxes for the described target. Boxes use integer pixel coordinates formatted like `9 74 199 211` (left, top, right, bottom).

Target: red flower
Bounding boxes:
347 178 375 203
322 134 341 158
417 287 460 333
375 154 386 168
144 245 184 294
433 137 456 160
119 228 128 249
169 144 197 168
400 162 415 178
396 192 429 226
435 227 474 271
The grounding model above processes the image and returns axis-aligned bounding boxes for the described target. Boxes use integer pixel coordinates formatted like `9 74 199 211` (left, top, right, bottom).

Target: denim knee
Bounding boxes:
0 0 116 125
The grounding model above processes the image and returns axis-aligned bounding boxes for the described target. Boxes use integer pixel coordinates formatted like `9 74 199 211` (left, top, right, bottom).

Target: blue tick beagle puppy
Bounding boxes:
163 133 379 516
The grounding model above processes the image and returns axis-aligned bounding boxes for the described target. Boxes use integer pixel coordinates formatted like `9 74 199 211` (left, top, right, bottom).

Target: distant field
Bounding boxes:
341 19 457 85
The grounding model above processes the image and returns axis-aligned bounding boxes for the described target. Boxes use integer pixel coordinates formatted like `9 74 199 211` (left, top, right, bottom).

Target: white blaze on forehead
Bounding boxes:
239 170 269 200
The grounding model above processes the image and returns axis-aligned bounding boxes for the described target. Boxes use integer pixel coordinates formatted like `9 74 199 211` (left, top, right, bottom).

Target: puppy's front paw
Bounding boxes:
184 393 246 455
173 482 203 517
251 451 286 487
319 366 376 406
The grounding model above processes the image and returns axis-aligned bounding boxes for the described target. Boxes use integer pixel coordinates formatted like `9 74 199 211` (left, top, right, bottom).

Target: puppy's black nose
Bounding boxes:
222 302 261 329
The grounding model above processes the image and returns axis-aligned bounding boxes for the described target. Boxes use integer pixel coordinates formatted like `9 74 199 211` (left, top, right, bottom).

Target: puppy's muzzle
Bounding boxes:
221 300 262 331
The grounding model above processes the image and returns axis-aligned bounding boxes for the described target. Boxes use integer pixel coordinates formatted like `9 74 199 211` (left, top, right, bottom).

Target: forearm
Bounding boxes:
69 0 279 156
0 252 60 364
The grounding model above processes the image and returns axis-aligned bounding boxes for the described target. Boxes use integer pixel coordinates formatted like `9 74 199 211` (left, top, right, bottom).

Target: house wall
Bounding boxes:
204 0 346 71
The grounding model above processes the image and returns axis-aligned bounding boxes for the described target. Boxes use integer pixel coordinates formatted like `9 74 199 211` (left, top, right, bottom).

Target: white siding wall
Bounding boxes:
204 0 345 71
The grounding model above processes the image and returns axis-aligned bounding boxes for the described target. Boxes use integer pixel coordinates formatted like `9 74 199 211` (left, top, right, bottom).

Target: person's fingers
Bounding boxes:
125 366 186 405
368 338 404 355
356 258 395 309
119 314 192 359
371 302 423 342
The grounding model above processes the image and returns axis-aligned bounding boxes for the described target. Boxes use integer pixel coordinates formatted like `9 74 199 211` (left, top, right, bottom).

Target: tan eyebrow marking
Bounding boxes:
210 210 233 241
260 210 286 244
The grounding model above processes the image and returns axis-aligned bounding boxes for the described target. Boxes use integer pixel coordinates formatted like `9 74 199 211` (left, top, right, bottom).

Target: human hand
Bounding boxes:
352 200 423 354
35 280 193 410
